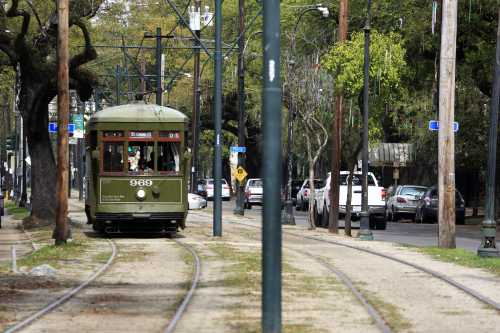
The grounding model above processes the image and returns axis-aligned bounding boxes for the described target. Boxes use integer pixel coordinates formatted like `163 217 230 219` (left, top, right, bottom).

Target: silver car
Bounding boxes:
385 185 428 222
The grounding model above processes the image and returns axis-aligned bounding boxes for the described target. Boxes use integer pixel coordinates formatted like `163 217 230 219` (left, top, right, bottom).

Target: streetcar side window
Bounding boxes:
103 142 124 172
158 142 180 174
128 142 154 174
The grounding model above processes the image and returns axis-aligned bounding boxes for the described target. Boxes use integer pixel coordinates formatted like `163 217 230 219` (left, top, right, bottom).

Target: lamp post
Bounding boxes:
478 8 500 257
359 0 373 241
281 4 329 226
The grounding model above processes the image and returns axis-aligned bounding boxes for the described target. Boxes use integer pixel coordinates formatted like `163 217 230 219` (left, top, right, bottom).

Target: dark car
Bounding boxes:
291 180 303 204
415 186 465 224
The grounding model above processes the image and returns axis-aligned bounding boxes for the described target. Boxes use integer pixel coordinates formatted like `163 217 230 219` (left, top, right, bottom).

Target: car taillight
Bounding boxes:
304 189 309 197
381 189 386 200
424 197 431 206
207 185 213 189
396 196 407 203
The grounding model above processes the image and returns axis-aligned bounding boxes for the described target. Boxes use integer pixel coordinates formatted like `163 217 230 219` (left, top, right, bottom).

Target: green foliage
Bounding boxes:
323 30 407 104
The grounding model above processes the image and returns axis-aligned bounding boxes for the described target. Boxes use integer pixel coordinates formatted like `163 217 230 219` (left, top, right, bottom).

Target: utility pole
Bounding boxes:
190 0 202 194
359 0 373 241
262 0 282 331
213 0 223 237
115 64 121 105
477 7 500 257
438 0 457 249
234 0 246 216
156 27 163 106
54 0 71 245
329 0 349 234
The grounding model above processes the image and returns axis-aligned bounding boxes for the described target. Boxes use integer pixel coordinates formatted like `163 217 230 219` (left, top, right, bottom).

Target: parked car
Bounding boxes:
200 178 231 201
245 178 263 209
291 180 303 205
315 171 386 230
385 185 428 222
415 186 465 224
295 179 324 211
188 193 207 210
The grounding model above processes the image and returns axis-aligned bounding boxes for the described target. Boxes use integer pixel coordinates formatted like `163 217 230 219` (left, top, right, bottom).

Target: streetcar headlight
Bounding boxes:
136 189 146 200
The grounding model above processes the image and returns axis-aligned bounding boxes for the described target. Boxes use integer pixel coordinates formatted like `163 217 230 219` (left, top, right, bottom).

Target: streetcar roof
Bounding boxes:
89 102 188 123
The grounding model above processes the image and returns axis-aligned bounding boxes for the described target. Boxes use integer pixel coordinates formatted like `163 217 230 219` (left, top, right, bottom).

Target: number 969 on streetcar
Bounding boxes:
84 101 190 235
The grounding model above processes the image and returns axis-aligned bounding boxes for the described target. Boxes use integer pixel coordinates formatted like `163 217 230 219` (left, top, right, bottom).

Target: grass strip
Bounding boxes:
4 201 30 220
417 247 500 277
17 241 87 270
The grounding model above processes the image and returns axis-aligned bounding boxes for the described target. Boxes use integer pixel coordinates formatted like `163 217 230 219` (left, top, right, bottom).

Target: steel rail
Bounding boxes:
226 218 500 312
292 248 392 333
3 239 117 333
163 239 201 333
205 219 392 333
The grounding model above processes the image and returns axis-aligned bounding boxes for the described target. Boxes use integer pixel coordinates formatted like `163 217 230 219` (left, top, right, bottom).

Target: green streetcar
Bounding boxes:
84 101 189 234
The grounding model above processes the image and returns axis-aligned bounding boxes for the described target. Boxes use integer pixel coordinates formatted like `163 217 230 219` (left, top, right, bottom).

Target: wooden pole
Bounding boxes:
54 0 70 245
438 0 457 248
329 0 349 234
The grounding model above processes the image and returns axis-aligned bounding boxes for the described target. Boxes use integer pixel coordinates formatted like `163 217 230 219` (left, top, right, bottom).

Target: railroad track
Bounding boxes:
163 238 201 333
3 239 117 333
226 219 500 311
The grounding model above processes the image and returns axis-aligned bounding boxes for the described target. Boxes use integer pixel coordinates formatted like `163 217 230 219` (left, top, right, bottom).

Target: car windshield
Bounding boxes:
249 179 263 187
303 180 324 189
400 187 427 197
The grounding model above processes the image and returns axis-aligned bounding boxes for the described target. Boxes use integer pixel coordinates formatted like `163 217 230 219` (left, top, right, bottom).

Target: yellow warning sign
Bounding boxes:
234 166 248 183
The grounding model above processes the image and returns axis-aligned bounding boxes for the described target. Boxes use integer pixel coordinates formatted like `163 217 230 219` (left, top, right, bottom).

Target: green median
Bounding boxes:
418 247 500 277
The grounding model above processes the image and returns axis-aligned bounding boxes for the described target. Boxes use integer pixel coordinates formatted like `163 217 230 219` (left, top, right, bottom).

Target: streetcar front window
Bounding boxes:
103 143 124 172
158 142 180 174
128 142 154 174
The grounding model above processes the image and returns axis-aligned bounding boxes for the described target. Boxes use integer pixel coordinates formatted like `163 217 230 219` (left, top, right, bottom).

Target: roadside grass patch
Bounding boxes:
17 241 87 270
208 243 331 333
92 251 112 263
360 289 411 332
417 247 500 277
7 206 30 221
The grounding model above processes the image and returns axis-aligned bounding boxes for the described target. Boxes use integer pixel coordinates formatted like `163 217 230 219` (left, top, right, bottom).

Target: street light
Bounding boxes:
281 4 330 225
359 0 374 240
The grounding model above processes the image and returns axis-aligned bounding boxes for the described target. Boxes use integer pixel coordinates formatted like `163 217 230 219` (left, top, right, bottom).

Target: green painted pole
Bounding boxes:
115 64 121 106
262 0 282 332
359 0 373 241
213 0 222 237
478 7 500 257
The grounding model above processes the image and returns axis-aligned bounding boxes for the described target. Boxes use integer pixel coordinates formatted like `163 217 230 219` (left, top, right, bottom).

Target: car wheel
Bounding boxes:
296 198 301 211
321 205 329 228
302 201 308 211
456 212 465 225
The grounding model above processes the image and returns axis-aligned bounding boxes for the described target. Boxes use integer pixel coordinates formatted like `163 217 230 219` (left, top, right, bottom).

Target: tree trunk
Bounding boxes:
307 161 316 230
345 161 356 237
23 92 57 223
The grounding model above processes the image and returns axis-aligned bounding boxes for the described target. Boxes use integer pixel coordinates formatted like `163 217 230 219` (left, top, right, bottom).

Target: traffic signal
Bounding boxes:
5 135 16 151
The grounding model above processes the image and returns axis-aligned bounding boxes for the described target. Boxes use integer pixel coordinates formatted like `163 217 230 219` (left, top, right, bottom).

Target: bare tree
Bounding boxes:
286 54 332 229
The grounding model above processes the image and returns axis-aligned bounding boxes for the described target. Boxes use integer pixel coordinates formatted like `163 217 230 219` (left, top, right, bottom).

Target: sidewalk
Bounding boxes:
0 213 34 264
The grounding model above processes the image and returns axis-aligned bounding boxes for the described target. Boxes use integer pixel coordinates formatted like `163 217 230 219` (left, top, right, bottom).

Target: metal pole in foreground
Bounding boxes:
234 0 246 216
213 0 223 237
478 8 500 257
262 0 282 331
190 0 202 194
359 0 373 241
438 0 457 249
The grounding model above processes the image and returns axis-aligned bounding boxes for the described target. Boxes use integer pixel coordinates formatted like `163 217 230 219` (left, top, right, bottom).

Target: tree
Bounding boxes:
0 0 101 223
285 55 332 229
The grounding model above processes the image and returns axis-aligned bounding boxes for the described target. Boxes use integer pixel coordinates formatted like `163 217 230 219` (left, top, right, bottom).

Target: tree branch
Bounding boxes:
69 19 97 70
26 0 45 35
6 0 31 40
0 43 17 65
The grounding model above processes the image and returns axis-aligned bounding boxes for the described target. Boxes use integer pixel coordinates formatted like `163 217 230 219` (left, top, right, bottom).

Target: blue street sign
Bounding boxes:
428 120 459 132
230 146 246 153
48 122 75 134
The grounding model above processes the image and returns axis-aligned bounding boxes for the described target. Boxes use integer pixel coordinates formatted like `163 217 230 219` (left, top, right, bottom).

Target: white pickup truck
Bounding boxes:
314 171 387 230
